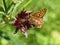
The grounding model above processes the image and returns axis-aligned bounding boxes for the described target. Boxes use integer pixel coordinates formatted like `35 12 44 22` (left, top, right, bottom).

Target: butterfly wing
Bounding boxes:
30 8 47 28
33 8 47 18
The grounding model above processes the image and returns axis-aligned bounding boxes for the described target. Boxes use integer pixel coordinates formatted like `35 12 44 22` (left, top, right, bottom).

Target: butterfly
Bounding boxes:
29 8 47 28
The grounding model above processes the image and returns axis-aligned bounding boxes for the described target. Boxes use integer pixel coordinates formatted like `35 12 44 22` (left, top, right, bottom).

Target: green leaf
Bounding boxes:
0 12 6 15
12 0 32 16
0 6 4 12
2 0 7 13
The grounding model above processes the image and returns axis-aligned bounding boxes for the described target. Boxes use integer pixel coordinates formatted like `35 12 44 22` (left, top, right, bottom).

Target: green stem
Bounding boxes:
23 0 32 8
2 0 7 13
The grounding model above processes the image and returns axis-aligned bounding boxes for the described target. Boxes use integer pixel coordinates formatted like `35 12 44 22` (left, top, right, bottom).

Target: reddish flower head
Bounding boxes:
13 9 33 37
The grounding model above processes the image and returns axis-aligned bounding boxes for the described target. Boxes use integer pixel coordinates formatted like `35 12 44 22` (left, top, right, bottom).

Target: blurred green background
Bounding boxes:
0 0 60 45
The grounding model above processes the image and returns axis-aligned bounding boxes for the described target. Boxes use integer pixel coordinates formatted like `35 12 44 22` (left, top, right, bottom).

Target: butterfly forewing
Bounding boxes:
33 8 47 18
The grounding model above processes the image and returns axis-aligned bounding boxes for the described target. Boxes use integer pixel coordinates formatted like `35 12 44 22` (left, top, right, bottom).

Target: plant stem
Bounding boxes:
2 0 7 13
23 0 32 8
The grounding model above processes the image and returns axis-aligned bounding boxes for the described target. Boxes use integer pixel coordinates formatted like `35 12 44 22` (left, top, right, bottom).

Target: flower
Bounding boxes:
13 9 33 37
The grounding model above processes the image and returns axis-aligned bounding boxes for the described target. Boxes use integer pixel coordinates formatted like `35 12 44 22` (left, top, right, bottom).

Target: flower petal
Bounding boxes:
21 27 28 37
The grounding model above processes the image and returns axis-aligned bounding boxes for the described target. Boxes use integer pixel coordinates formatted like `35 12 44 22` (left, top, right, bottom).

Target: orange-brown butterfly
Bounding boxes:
29 8 47 28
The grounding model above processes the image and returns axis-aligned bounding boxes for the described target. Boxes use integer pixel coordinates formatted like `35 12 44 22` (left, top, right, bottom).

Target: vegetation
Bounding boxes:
0 0 60 45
